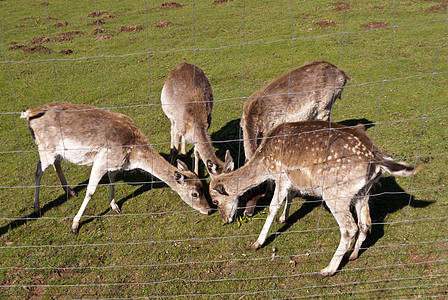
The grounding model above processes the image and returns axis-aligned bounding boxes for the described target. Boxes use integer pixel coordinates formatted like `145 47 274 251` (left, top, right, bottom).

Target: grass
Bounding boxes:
1 0 447 298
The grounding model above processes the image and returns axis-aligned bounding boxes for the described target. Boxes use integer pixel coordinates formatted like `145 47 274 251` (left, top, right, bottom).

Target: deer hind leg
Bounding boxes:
108 171 121 214
279 188 294 224
71 160 107 233
168 120 181 164
193 145 199 175
316 189 358 278
33 160 44 216
349 194 371 261
53 158 78 198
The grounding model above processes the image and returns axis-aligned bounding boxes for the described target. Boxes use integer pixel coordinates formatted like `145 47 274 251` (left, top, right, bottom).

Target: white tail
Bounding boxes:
22 102 211 233
161 62 226 176
210 120 421 277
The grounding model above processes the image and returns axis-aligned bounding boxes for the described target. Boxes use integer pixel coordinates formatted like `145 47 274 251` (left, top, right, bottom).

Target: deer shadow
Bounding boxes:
0 170 168 236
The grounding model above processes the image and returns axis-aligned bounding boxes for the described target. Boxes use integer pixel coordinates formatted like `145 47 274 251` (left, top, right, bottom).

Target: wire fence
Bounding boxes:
1 0 447 299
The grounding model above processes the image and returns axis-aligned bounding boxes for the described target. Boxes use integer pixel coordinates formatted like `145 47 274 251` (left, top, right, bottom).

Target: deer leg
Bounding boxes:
242 126 258 162
33 160 44 216
53 159 78 198
71 160 107 233
168 122 180 164
108 171 121 214
193 145 199 175
181 135 187 156
279 189 294 224
316 190 358 278
349 195 371 261
250 183 288 251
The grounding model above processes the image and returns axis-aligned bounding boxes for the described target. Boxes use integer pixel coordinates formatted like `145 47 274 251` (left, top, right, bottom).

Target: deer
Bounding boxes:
161 62 226 176
240 61 348 216
209 120 422 278
21 102 211 233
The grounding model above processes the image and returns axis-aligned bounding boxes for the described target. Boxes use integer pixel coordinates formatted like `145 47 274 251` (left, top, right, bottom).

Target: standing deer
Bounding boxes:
21 102 211 233
161 62 226 176
241 61 348 161
240 61 348 216
209 120 422 277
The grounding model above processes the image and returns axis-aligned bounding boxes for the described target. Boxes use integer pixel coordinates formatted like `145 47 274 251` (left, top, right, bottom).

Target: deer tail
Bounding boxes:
378 157 423 177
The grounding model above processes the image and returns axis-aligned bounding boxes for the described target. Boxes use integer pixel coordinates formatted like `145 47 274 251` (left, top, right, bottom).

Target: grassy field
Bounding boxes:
0 0 447 298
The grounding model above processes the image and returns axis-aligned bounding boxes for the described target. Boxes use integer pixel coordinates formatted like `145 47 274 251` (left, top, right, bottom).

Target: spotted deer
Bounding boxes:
210 120 422 277
240 61 348 216
161 62 225 176
21 102 211 233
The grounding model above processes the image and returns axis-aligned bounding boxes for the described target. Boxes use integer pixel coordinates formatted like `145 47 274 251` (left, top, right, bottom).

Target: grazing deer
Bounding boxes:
241 61 348 161
21 102 211 233
210 120 422 277
161 62 225 176
240 61 348 216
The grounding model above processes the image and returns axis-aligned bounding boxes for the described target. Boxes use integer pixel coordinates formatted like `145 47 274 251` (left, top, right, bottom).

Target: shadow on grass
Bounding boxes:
0 170 168 236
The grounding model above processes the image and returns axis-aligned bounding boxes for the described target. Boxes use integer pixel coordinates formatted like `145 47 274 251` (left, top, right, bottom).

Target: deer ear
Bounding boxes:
206 160 219 176
223 150 234 173
213 183 228 196
176 159 189 172
174 171 186 186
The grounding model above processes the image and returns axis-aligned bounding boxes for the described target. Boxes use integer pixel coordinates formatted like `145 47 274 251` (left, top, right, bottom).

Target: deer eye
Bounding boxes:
191 192 199 198
212 199 219 206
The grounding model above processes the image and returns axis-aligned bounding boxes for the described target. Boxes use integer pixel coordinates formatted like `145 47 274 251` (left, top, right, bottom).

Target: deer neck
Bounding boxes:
131 146 179 190
223 159 269 196
192 125 223 167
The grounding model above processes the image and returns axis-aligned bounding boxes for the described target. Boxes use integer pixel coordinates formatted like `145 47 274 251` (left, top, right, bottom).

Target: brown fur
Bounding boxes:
161 62 224 175
241 61 348 161
22 102 210 233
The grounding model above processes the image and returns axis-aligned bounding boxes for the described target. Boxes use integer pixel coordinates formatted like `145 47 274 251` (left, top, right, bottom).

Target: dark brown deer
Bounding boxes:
161 62 226 176
210 120 421 277
239 61 348 216
21 102 211 233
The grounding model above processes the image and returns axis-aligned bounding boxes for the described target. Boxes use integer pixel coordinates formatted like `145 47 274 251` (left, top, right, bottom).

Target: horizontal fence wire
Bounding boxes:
1 0 447 299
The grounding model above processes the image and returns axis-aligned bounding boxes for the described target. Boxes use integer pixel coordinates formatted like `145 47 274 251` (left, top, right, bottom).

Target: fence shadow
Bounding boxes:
0 170 167 236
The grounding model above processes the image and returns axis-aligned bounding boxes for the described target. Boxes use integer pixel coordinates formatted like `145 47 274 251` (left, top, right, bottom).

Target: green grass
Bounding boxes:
1 0 447 298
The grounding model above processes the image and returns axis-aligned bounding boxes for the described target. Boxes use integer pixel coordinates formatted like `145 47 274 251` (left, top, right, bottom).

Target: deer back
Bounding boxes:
161 62 213 134
242 61 348 138
253 121 383 190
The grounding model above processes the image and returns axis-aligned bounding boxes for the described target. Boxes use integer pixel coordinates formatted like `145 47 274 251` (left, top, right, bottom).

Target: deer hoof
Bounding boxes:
71 223 79 234
248 242 261 252
69 189 78 198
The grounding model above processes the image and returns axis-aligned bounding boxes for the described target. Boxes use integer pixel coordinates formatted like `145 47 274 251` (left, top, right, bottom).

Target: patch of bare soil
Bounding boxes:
31 37 49 44
214 0 232 3
361 22 388 29
11 44 51 54
62 31 82 36
97 34 114 41
87 11 108 18
315 19 336 27
333 2 350 11
101 14 116 19
427 4 448 12
156 21 172 28
53 36 73 42
55 21 68 27
120 25 143 32
60 49 73 55
88 19 105 26
89 28 104 35
161 2 183 9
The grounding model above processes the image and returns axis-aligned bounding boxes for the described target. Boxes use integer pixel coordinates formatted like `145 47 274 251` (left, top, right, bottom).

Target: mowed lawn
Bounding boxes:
0 0 447 299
